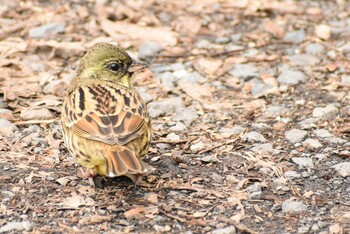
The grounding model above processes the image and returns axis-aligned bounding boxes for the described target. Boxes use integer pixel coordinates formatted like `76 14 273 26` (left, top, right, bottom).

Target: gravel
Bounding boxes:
314 129 333 138
332 162 350 177
247 183 262 199
212 226 236 234
277 70 308 85
228 64 258 79
292 157 314 169
0 108 13 120
0 221 32 233
148 97 184 118
29 22 65 38
285 129 308 144
340 75 350 87
283 29 306 44
139 41 163 58
242 131 267 143
312 104 339 118
20 108 53 120
305 43 325 55
250 143 280 155
169 122 187 131
288 54 320 66
0 118 18 135
303 138 323 150
282 200 308 214
173 107 198 126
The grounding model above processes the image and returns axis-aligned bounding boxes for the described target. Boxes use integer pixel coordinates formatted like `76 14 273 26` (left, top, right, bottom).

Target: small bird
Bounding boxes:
61 43 152 186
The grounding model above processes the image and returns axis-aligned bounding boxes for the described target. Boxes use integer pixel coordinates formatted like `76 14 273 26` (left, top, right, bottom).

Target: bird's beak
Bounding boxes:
128 59 148 73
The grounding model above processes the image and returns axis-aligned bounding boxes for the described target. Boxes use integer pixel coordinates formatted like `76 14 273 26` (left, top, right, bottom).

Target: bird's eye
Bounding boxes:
108 63 120 72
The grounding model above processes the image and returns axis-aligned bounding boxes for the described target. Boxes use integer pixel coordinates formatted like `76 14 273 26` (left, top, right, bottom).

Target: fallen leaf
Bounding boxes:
99 19 178 47
79 215 112 225
194 58 223 76
61 195 95 209
0 37 27 58
145 193 158 204
178 82 214 102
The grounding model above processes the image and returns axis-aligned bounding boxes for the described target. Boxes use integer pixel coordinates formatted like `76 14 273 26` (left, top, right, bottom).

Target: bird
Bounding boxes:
61 43 152 186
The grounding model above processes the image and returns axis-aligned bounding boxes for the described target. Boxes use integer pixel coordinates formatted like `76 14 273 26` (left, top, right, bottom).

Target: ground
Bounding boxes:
0 0 350 233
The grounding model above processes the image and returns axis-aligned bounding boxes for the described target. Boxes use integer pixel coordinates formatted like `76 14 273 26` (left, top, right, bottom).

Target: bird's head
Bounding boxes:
75 43 147 87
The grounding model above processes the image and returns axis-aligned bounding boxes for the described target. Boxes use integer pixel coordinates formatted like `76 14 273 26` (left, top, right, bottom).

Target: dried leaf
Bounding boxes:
0 37 27 58
99 19 178 47
61 195 95 209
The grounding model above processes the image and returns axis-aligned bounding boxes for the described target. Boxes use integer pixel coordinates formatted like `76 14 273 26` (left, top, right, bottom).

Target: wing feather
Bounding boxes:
61 83 149 146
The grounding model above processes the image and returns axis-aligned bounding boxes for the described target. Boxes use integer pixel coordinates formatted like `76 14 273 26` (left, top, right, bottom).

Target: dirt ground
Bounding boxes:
1 0 350 233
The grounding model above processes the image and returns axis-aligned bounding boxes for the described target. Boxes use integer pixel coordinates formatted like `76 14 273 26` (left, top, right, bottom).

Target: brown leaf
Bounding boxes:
194 58 223 76
0 37 27 58
79 215 112 225
99 19 178 47
178 82 214 102
174 15 202 37
61 195 95 209
263 20 285 38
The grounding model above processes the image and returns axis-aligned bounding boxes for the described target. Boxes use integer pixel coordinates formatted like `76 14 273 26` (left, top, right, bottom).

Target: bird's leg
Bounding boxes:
77 167 97 187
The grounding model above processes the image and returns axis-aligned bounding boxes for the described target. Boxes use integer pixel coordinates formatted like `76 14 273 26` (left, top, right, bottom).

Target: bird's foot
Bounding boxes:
77 167 97 187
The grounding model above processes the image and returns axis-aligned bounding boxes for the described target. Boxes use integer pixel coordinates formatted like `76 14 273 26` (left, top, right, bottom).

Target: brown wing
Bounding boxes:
61 83 149 146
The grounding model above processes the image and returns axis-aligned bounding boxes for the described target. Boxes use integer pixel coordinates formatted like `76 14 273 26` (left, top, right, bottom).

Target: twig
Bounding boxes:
152 137 196 144
14 119 59 125
159 209 186 223
203 203 218 217
151 40 292 59
198 135 240 154
217 217 259 234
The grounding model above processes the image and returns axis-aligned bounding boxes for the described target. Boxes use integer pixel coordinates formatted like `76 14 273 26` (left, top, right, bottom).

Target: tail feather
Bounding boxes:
106 147 148 180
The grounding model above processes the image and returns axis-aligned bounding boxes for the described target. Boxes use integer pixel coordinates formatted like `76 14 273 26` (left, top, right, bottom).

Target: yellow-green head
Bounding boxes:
75 43 146 87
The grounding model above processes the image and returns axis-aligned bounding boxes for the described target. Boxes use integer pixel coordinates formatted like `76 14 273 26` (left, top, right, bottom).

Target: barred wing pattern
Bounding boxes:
61 82 151 179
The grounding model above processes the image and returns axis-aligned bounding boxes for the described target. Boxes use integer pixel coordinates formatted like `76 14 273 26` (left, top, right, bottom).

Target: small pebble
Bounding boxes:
139 41 163 58
212 225 236 234
285 129 308 144
29 22 65 38
282 200 308 213
166 133 180 141
20 108 53 121
148 97 184 118
242 131 267 143
314 129 333 138
190 141 205 152
277 70 307 85
283 29 306 44
228 63 258 80
312 104 338 118
247 183 262 199
303 138 322 150
169 122 187 132
332 162 350 177
292 157 314 169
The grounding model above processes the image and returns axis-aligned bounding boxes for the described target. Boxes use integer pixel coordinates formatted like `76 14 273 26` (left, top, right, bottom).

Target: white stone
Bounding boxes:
242 131 267 143
285 129 308 144
312 104 338 118
282 200 307 213
332 162 350 177
303 138 323 150
292 157 314 168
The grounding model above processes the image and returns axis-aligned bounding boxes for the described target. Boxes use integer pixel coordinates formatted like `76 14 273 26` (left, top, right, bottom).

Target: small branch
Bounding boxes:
14 119 59 125
159 209 186 223
151 40 292 59
217 217 259 234
152 137 196 144
198 135 240 154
